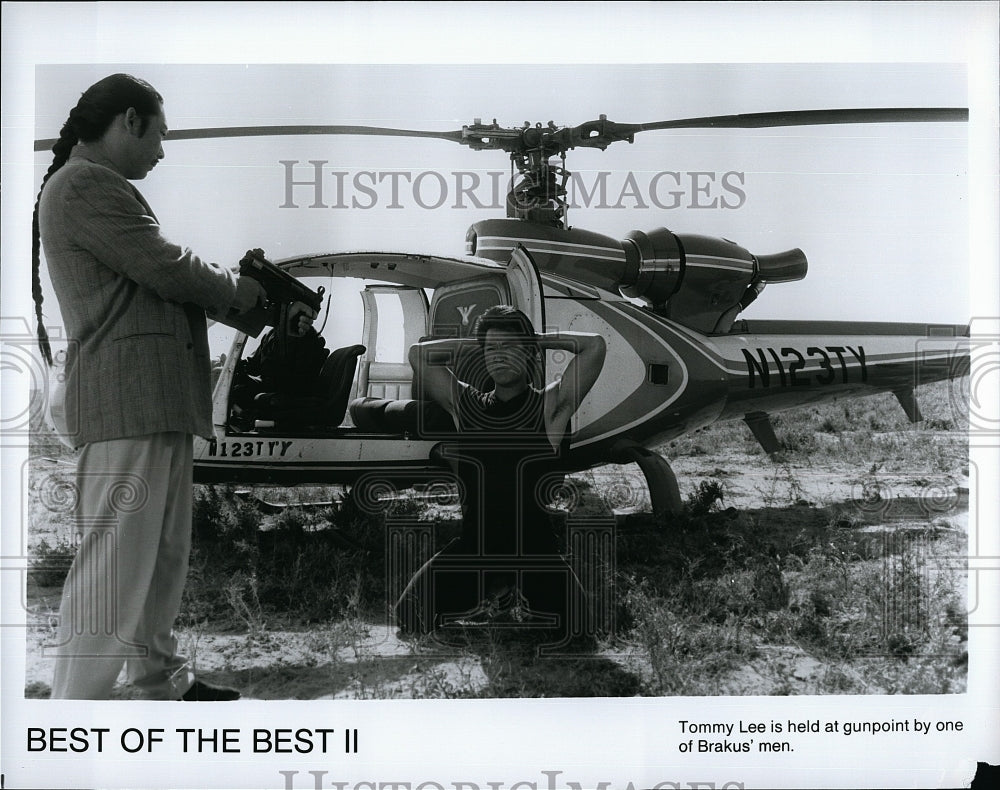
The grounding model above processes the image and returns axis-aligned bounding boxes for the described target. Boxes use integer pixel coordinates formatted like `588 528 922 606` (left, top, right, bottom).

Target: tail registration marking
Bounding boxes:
742 345 867 388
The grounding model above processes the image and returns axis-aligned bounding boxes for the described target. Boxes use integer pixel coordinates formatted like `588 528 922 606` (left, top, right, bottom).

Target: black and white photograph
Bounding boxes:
2 3 998 790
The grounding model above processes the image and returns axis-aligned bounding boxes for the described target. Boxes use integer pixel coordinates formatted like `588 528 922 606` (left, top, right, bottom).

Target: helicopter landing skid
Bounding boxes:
611 445 683 519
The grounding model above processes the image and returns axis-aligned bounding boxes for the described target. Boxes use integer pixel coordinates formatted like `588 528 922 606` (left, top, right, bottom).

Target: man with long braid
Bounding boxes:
33 74 268 700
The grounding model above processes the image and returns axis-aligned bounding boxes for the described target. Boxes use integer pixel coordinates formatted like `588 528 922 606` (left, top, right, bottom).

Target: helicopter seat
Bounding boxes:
250 344 366 429
349 397 455 436
318 343 368 423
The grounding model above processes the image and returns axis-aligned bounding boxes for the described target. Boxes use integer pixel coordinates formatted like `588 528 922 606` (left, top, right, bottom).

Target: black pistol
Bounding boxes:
225 249 325 337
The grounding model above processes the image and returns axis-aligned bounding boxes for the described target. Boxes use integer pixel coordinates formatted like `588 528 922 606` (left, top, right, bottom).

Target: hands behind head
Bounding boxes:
287 301 318 337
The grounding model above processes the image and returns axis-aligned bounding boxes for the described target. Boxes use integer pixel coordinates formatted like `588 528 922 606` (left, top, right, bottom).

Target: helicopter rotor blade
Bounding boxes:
625 107 969 133
33 123 469 152
565 107 969 150
33 108 970 153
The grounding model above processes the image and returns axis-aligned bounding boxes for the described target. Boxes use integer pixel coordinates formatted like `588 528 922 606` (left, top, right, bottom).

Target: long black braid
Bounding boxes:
32 74 163 366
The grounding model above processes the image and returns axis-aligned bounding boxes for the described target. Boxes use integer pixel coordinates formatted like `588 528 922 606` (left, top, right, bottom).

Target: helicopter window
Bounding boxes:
428 275 510 338
372 292 406 363
223 276 401 433
218 262 522 436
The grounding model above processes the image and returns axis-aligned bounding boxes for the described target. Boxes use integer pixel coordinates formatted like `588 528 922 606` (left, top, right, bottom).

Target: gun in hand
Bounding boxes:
225 249 325 337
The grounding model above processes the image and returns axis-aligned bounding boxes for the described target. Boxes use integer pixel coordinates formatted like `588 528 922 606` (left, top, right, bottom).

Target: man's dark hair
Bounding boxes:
473 305 537 347
32 74 164 365
472 306 542 386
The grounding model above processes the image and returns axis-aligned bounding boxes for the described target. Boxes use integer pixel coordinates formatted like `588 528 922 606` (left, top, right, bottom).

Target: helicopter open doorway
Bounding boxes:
195 246 547 486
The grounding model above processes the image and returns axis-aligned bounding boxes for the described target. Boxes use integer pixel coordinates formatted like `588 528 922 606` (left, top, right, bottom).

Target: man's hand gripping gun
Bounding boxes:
225 249 325 337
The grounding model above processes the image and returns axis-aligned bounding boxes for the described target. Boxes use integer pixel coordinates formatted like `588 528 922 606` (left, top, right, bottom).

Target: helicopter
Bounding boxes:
37 107 969 515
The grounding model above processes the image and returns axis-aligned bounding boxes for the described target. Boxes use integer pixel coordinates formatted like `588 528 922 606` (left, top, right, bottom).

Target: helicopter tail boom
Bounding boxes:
713 321 970 424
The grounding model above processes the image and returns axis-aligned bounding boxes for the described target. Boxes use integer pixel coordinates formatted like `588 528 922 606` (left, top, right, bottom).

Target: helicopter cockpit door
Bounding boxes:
505 244 546 331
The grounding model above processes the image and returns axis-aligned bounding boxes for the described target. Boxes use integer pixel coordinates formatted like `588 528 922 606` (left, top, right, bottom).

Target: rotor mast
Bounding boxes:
458 116 636 228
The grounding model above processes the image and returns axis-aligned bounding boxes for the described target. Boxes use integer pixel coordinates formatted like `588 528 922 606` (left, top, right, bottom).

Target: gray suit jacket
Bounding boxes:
40 151 238 447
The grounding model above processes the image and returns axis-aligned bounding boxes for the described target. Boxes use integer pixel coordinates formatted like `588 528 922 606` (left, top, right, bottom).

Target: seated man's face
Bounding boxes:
483 329 534 387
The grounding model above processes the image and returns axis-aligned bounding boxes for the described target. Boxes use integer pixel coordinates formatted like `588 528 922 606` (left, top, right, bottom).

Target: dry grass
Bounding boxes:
23 379 968 698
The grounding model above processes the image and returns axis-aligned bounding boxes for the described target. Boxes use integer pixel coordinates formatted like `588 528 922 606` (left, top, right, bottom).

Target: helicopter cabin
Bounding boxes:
211 249 546 443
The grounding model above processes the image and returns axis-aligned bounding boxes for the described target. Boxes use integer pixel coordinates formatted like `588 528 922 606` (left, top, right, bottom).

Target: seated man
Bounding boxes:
230 301 325 427
395 305 606 640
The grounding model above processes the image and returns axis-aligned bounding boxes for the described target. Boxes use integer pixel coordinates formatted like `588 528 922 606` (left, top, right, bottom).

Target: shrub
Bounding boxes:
183 484 402 628
28 537 77 588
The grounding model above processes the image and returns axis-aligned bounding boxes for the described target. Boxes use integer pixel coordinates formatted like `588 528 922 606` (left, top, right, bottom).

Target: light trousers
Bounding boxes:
50 432 196 699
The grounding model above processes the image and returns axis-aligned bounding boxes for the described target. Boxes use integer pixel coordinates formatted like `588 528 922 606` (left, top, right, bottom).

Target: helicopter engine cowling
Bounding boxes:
619 227 683 306
465 219 807 334
656 233 754 333
624 231 807 333
466 219 633 293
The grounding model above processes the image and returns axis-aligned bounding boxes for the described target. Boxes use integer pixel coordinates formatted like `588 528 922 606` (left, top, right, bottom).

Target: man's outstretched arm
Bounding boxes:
408 338 472 420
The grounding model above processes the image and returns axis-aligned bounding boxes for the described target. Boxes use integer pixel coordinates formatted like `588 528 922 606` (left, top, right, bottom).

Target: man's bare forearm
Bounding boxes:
536 331 603 355
408 337 476 368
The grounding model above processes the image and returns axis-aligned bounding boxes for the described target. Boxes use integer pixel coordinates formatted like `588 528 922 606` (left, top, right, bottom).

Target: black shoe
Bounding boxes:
180 680 240 701
448 588 531 627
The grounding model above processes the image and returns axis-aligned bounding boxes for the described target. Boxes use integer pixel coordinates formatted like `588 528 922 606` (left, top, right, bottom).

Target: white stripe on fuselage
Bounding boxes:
571 302 689 449
477 235 626 262
685 254 754 272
